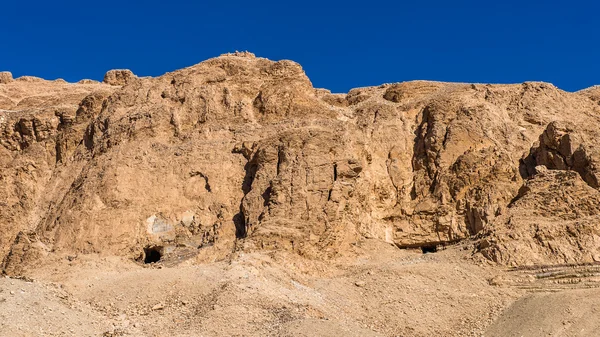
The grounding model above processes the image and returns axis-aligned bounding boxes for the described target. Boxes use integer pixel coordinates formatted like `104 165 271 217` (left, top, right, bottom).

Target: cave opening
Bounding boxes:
143 246 163 264
421 245 438 254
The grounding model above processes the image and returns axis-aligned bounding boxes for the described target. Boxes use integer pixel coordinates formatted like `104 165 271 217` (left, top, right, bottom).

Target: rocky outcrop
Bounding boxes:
0 78 115 266
78 79 100 85
478 170 600 265
16 76 45 82
477 116 600 266
521 121 599 188
0 72 13 84
103 69 136 86
2 54 600 273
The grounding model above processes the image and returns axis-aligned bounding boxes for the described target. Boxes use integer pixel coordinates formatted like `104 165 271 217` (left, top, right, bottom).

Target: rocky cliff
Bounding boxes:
2 52 600 273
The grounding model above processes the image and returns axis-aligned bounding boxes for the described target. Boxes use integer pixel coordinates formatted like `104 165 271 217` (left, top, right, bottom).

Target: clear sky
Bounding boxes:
1 0 597 93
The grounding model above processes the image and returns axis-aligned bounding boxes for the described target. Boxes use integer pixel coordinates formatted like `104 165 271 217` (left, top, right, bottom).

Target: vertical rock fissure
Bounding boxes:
234 152 259 238
276 147 283 175
327 163 337 202
333 163 338 182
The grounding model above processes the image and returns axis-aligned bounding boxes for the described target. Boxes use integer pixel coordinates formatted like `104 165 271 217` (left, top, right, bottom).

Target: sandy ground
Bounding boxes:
1 239 599 336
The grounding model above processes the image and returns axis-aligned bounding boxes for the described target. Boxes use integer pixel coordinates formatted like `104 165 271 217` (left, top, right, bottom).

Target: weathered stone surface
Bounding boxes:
16 76 45 82
0 71 13 84
0 77 114 265
103 69 136 86
521 121 600 188
479 170 600 266
2 54 600 272
78 79 100 84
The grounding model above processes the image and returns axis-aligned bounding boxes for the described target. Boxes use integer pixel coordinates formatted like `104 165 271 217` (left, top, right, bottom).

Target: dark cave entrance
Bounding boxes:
143 246 163 264
421 245 438 254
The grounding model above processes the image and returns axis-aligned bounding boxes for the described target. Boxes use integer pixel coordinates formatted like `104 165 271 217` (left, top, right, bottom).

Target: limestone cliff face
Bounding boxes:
2 52 600 273
0 76 115 271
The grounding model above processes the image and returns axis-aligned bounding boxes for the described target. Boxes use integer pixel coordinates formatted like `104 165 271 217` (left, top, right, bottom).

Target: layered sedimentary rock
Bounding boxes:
2 52 600 273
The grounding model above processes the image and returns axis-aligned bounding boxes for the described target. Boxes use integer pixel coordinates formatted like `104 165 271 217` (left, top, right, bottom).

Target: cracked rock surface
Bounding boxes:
3 53 600 336
3 53 600 271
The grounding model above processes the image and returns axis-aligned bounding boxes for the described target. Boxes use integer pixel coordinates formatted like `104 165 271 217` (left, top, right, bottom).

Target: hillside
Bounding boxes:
1 53 600 336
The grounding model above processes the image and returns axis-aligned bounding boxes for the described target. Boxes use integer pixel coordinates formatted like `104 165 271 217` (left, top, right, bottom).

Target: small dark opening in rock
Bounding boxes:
144 246 162 264
421 245 437 254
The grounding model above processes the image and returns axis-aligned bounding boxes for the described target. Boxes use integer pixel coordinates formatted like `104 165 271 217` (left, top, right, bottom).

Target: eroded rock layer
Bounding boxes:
2 53 600 272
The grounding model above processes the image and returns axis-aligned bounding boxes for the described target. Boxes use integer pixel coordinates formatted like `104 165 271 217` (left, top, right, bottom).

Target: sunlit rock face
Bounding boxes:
3 53 600 273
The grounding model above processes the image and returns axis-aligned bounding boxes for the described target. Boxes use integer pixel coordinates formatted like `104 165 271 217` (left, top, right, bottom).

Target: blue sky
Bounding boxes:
1 0 597 93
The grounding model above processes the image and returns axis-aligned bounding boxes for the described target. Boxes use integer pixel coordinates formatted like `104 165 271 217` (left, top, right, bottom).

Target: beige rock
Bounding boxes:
479 170 600 266
0 78 113 265
2 53 600 273
103 69 136 86
0 71 13 84
78 79 100 84
15 75 45 82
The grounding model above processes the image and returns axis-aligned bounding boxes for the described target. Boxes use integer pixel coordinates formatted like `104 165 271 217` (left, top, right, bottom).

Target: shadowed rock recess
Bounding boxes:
3 52 600 273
